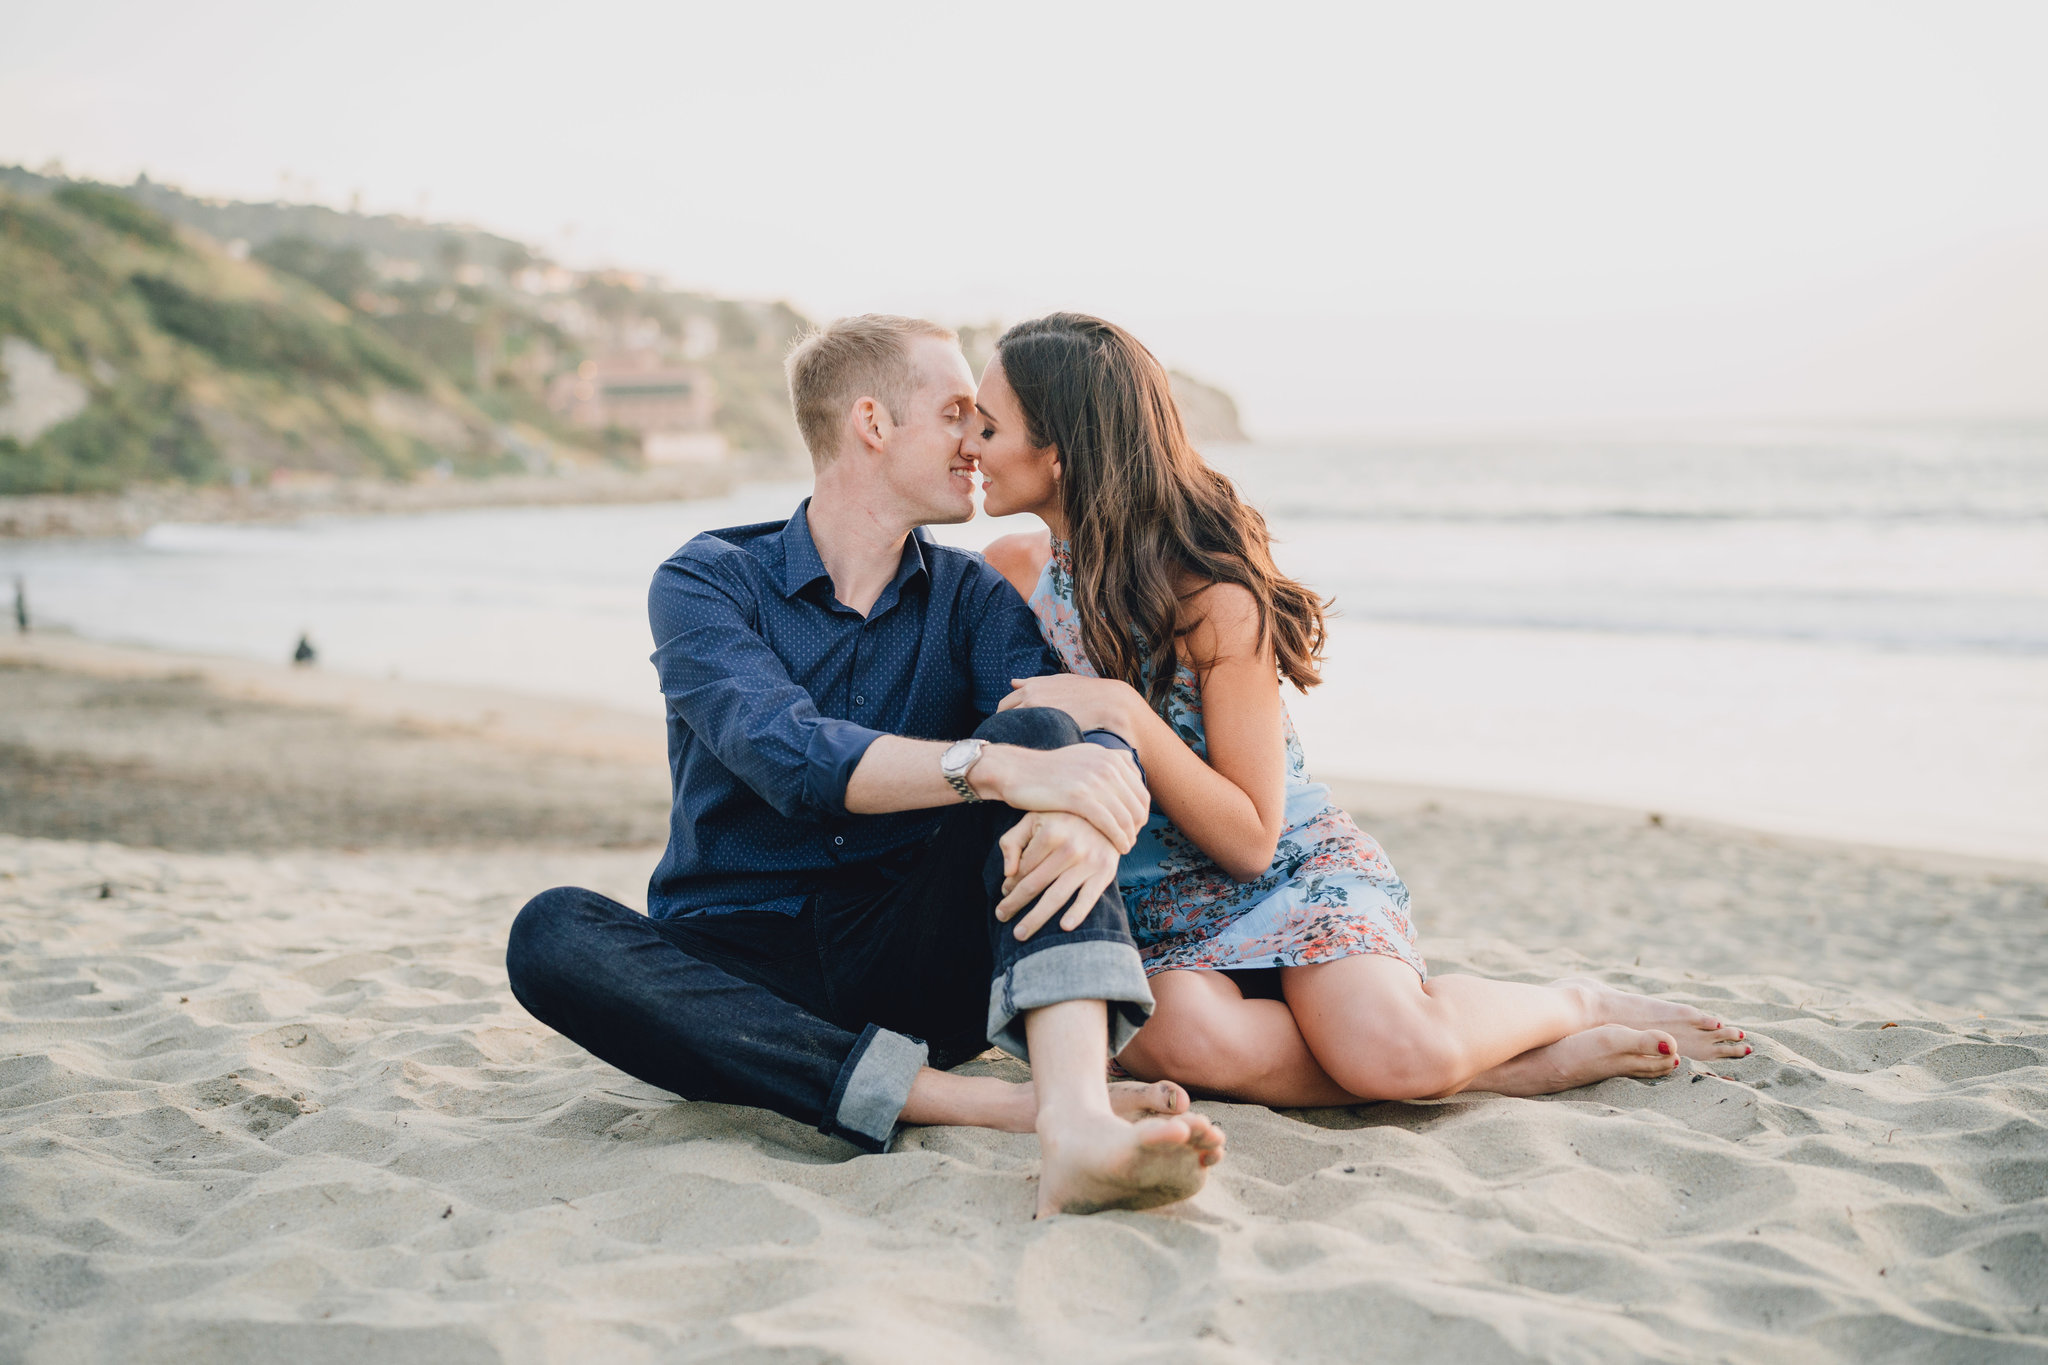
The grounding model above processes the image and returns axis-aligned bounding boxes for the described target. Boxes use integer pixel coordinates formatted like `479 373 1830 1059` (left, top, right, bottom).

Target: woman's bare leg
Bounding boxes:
1116 960 1750 1107
1282 957 1745 1100
1115 969 1360 1108
1456 1025 1686 1096
900 1069 1193 1132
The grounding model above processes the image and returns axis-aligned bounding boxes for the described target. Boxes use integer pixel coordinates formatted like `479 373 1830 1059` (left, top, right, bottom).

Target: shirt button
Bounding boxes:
853 694 865 707
833 836 845 846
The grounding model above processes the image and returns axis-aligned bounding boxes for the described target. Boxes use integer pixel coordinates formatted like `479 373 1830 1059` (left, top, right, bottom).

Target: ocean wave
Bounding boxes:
1331 596 2048 655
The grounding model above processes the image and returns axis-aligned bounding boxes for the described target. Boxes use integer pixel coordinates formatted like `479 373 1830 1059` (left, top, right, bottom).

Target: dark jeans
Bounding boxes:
505 707 1154 1152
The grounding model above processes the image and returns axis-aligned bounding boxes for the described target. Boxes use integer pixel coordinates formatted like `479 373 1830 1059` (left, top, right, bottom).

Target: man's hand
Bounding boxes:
995 811 1122 940
972 742 1148 852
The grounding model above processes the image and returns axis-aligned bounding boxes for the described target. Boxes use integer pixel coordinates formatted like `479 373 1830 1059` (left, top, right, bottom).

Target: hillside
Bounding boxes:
1166 370 1249 444
1 170 1249 500
0 184 482 491
0 172 812 495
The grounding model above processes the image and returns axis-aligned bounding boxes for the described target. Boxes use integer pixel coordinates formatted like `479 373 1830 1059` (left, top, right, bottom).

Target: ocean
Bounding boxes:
7 420 2045 861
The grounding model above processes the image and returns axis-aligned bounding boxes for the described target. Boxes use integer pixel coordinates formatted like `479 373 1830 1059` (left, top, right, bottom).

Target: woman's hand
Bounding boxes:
997 673 1140 740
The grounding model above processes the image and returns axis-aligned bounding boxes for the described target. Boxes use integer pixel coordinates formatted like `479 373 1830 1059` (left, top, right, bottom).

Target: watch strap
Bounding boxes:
942 739 985 804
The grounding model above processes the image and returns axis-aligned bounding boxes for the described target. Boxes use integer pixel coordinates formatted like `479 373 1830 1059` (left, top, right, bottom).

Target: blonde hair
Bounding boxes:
784 314 957 467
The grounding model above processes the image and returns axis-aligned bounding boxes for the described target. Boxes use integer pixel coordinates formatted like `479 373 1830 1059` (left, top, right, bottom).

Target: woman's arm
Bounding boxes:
1139 584 1289 880
1003 583 1288 882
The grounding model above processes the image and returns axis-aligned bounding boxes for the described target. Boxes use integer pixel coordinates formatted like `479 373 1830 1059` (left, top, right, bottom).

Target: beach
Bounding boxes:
9 423 2046 865
4 632 2044 1363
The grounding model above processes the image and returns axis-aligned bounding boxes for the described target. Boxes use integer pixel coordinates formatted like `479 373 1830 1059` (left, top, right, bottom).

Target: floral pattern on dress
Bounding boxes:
1028 539 1425 980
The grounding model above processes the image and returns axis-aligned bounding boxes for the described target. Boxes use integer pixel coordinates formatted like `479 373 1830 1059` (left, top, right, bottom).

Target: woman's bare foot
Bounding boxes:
1555 976 1751 1061
1462 1023 1681 1097
1106 1079 1190 1120
907 1075 1190 1134
1010 1078 1191 1130
1035 1109 1225 1218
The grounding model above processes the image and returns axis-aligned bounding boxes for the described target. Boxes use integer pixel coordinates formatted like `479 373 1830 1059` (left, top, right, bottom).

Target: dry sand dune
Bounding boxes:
2 639 2045 1362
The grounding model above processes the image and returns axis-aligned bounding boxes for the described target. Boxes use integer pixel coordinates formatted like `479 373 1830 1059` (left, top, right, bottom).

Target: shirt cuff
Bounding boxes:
804 718 887 817
1081 728 1147 788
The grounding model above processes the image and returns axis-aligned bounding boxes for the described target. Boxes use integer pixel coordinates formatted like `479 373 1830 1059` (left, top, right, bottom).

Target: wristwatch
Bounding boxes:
939 738 987 803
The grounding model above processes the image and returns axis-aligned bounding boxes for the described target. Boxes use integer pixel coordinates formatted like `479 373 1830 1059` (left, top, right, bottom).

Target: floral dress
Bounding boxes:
1028 540 1425 980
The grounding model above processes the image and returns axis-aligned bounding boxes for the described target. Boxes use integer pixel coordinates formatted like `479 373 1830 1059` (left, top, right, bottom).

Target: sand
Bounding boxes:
3 633 2045 1362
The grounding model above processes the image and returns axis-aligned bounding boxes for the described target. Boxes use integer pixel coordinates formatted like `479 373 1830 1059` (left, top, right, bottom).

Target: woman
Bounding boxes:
967 313 1750 1105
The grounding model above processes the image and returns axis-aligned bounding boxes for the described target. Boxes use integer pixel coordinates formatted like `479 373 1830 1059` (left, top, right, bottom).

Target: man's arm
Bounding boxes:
651 551 885 821
844 736 1148 852
651 547 1147 846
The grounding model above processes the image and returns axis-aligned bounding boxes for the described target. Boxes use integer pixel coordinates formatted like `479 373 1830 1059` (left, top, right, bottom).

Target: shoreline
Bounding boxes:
7 625 2044 1021
0 463 754 540
8 625 2041 881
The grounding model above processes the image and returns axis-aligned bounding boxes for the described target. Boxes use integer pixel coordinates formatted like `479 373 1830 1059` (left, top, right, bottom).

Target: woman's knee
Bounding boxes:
1316 1024 1465 1101
973 705 1083 752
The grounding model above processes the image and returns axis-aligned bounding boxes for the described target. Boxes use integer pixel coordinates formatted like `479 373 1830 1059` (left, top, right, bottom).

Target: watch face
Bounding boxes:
942 739 981 774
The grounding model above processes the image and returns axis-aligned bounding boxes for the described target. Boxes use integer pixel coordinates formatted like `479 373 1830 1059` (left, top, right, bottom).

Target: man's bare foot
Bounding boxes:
1464 1024 1681 1097
1556 975 1751 1061
1035 1109 1225 1218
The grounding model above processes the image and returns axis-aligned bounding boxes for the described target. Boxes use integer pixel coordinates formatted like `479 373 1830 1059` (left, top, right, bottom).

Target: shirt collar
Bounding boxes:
779 498 931 608
779 500 832 598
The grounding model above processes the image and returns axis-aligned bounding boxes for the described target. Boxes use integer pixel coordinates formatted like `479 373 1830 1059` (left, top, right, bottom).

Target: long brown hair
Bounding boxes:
995 312 1328 712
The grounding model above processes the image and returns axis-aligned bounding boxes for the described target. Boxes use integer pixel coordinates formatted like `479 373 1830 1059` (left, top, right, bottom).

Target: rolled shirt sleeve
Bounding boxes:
649 552 884 820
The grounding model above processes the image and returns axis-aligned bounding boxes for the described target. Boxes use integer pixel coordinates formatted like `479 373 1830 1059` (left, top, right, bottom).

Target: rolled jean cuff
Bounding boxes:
986 936 1155 1060
823 1024 927 1153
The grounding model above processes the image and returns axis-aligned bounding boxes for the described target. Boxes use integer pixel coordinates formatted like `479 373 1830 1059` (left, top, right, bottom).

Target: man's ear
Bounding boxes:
851 396 890 455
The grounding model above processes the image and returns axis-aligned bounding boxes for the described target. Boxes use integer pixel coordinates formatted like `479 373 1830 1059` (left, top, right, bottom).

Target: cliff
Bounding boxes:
1168 370 1249 444
0 184 520 493
0 171 812 495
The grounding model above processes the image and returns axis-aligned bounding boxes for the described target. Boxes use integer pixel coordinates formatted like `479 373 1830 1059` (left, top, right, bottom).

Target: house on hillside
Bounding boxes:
547 352 728 465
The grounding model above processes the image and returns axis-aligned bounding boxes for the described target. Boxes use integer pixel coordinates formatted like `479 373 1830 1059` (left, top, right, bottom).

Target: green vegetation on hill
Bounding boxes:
250 236 374 306
52 183 182 250
130 273 426 393
0 186 515 493
0 170 816 495
0 167 1248 496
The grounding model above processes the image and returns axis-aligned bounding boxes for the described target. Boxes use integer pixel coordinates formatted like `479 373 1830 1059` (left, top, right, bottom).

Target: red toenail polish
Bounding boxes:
1658 1040 1673 1055
1744 1047 1753 1055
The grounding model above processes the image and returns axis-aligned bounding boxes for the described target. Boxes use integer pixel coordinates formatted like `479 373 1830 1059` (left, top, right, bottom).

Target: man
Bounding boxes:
507 315 1224 1216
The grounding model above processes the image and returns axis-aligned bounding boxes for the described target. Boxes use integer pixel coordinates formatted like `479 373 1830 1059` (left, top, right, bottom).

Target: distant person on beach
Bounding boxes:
507 315 1224 1217
976 313 1753 1106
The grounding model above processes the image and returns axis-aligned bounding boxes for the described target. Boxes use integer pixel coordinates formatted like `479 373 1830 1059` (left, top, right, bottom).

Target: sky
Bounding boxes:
3 0 2045 436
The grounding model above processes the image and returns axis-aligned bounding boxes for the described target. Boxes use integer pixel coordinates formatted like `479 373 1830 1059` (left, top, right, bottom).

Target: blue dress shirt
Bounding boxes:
645 500 1069 921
